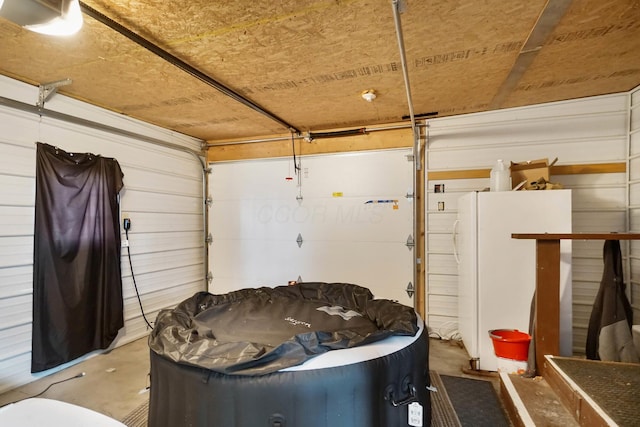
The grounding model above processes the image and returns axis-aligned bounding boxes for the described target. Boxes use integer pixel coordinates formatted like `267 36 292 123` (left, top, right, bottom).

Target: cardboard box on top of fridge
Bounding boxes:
510 158 557 190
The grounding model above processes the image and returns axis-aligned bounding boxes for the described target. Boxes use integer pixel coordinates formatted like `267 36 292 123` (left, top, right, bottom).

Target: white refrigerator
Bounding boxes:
454 190 572 372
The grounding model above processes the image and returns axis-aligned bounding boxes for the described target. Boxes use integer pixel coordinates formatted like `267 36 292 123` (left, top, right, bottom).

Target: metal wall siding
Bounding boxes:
0 176 34 206
426 213 459 232
0 207 33 236
572 211 627 232
0 324 30 359
427 253 457 276
122 190 202 214
0 237 33 269
121 212 203 233
427 233 456 254
38 90 203 153
120 249 203 278
0 294 31 331
425 92 630 354
630 86 640 323
123 231 203 254
122 167 202 197
427 274 458 296
0 143 36 176
571 186 627 209
631 159 640 181
571 240 609 259
632 208 640 229
0 75 204 394
0 266 31 299
559 173 627 188
631 132 640 156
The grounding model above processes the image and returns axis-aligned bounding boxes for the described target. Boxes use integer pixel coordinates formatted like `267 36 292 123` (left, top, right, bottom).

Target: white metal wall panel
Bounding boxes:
209 150 415 306
0 75 205 394
425 93 630 353
630 86 640 323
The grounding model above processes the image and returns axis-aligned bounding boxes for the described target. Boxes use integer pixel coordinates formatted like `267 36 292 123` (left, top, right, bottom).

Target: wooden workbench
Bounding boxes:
511 233 640 377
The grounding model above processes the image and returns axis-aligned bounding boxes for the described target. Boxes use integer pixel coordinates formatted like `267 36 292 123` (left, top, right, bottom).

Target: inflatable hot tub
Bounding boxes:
148 282 430 427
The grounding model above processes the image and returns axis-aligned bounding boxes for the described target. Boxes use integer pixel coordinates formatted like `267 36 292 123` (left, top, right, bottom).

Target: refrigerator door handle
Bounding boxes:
452 219 460 264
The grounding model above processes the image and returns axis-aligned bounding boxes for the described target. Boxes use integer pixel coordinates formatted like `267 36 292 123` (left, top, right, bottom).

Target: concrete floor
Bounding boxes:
0 337 151 422
0 335 495 424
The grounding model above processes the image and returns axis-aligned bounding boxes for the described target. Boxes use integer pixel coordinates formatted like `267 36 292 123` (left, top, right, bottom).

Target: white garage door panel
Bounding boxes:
296 200 411 242
211 159 299 200
209 240 304 292
293 241 413 303
212 199 412 242
212 199 302 240
209 149 414 306
301 151 413 197
210 239 412 304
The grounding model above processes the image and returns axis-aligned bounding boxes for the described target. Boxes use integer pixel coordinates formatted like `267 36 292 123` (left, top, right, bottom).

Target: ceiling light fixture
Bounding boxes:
361 89 377 102
0 0 83 36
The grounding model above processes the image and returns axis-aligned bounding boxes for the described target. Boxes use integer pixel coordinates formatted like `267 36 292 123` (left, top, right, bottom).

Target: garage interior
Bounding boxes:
1 0 638 142
0 0 639 426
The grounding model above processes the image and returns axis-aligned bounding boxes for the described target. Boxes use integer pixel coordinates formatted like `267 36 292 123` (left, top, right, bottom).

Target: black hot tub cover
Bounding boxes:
149 282 418 375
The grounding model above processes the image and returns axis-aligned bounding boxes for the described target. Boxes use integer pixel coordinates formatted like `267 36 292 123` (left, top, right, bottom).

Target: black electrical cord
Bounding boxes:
0 372 85 408
125 228 153 330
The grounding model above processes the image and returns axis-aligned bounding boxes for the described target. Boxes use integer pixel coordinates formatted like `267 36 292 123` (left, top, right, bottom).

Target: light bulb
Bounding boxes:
25 0 83 36
361 90 377 102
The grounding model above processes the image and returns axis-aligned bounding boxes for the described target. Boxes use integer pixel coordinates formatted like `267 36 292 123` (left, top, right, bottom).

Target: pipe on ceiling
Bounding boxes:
391 0 417 134
391 0 421 314
78 2 300 135
391 0 421 172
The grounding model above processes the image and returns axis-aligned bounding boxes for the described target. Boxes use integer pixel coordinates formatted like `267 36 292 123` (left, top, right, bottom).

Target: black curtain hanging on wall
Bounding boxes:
32 143 125 373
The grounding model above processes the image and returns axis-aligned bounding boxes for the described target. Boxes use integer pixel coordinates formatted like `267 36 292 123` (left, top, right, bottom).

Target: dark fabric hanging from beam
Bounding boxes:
32 142 125 373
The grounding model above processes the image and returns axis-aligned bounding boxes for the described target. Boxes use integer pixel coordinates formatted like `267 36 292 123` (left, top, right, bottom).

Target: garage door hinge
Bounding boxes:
406 154 414 162
406 234 414 250
206 233 213 244
405 282 414 298
296 233 304 248
205 196 213 207
405 192 414 200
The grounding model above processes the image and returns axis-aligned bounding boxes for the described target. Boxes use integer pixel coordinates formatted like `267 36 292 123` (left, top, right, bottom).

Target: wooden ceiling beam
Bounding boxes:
489 0 573 109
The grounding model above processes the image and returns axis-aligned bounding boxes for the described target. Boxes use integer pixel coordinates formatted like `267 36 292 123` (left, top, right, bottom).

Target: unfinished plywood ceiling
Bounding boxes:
0 0 638 142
